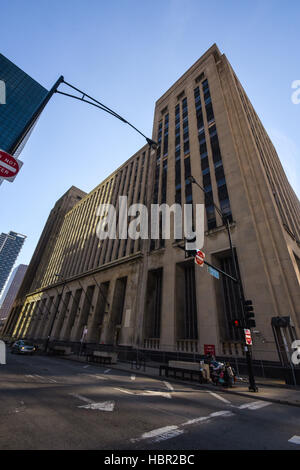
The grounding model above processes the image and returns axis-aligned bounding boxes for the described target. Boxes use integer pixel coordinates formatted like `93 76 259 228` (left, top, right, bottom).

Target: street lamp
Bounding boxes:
7 75 157 170
44 273 67 354
187 174 258 392
55 80 158 149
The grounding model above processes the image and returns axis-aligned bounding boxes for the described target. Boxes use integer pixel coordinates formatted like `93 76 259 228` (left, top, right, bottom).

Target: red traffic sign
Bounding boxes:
0 150 19 178
204 344 215 356
244 329 252 346
195 249 205 267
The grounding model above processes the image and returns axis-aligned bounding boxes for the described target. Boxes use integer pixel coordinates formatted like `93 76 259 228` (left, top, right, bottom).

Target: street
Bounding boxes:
0 352 299 450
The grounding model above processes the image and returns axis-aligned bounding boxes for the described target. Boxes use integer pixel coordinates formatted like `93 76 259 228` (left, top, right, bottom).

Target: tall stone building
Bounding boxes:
3 44 300 364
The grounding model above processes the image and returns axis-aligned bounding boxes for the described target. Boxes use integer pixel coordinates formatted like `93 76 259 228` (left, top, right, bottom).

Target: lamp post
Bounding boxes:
44 273 67 354
187 175 258 392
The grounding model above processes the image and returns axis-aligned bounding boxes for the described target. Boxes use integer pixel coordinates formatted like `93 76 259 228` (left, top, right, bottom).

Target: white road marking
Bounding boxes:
48 377 57 383
182 410 234 427
113 387 171 399
247 401 272 410
114 387 135 395
238 400 271 410
131 375 136 381
288 435 300 445
69 393 92 404
208 391 231 404
131 410 234 444
14 401 25 414
83 365 90 369
69 393 115 411
79 401 115 411
163 381 174 391
140 390 172 399
131 425 182 443
104 369 111 374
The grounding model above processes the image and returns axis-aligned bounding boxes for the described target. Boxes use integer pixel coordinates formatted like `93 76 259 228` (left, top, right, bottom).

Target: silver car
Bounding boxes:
11 340 36 355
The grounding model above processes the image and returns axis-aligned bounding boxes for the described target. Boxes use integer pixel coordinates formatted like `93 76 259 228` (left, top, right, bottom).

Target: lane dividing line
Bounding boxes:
140 390 172 399
163 381 174 392
114 387 135 395
104 369 111 374
288 435 300 445
30 374 57 383
69 393 91 404
95 374 108 380
113 387 172 399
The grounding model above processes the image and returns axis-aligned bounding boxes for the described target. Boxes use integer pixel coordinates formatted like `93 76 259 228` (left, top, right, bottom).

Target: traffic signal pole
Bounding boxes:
224 218 258 392
187 176 258 392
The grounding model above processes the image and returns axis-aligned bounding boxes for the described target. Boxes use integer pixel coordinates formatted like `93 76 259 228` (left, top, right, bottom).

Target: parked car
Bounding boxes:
11 340 37 355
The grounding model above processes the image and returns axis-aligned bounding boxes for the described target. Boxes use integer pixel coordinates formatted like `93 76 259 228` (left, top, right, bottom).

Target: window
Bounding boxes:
205 102 214 123
184 141 190 154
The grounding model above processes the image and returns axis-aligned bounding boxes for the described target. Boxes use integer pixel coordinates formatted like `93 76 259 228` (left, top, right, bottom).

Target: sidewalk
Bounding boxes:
59 353 300 408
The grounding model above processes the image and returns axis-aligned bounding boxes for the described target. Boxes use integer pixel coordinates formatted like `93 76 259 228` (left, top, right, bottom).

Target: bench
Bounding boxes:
86 351 118 365
159 365 207 383
49 346 72 356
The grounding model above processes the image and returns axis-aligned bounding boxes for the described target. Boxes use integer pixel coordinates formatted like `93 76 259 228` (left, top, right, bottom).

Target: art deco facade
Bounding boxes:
3 44 300 362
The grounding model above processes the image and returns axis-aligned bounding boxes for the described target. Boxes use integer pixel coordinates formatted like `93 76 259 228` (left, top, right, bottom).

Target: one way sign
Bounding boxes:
0 149 23 183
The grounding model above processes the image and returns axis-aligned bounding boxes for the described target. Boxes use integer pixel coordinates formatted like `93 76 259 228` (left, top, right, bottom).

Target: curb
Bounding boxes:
56 355 300 408
110 363 300 409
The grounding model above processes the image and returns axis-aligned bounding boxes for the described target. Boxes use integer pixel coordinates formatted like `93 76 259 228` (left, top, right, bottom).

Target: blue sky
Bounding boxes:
1 0 299 274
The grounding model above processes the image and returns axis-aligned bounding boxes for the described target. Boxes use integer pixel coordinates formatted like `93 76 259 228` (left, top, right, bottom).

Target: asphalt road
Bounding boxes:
0 351 300 450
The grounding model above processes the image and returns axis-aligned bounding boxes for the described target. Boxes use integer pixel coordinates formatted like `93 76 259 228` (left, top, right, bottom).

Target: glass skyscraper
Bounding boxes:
0 231 26 297
0 53 48 156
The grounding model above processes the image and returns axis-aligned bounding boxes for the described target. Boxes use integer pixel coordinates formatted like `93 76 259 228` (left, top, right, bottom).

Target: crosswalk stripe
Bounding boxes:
207 391 231 404
238 400 271 410
288 435 300 445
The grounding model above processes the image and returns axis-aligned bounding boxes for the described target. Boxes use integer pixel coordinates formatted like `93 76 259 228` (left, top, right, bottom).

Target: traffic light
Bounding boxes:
231 318 243 329
271 316 290 328
244 299 256 328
